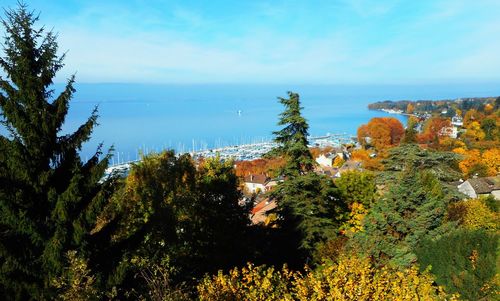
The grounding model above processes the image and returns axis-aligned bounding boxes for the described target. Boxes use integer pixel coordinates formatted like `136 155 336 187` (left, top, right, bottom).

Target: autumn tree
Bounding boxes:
417 117 451 146
455 149 489 178
406 103 415 114
446 199 499 231
463 109 483 127
463 121 486 142
357 117 404 150
480 117 498 141
482 148 500 175
335 170 377 208
0 5 117 299
357 124 369 147
109 152 250 293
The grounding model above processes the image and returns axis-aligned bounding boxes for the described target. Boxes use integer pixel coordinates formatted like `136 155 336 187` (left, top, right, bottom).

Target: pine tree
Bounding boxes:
269 92 346 265
271 91 314 178
0 5 114 299
353 167 454 267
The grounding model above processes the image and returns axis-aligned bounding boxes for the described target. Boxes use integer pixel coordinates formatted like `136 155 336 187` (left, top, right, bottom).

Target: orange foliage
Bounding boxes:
351 149 370 162
357 117 404 150
457 149 482 176
454 148 499 177
357 124 369 147
310 146 334 159
351 149 384 171
417 117 451 145
235 157 286 178
406 103 415 114
482 148 500 176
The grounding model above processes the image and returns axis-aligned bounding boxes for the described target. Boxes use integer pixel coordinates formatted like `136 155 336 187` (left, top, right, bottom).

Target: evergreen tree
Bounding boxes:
0 5 115 299
271 92 314 178
269 92 346 265
401 116 418 144
380 144 461 182
353 167 454 267
417 229 498 301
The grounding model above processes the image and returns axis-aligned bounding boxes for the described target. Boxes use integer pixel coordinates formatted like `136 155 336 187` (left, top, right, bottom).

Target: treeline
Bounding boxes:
0 4 498 301
368 97 499 116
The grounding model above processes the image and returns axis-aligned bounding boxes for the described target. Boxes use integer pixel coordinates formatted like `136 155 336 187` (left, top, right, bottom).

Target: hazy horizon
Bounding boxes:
1 0 499 85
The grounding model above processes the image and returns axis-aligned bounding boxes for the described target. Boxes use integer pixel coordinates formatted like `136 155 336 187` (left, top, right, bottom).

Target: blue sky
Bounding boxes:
1 0 500 84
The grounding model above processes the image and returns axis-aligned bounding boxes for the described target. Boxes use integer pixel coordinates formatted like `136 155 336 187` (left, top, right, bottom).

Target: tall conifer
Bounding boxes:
272 92 314 178
0 4 114 298
270 92 346 265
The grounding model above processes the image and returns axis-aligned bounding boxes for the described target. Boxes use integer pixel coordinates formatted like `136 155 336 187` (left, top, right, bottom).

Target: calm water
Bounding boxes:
54 83 500 161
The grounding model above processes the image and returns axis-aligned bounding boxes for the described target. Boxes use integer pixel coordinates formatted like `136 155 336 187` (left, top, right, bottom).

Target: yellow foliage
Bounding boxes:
456 148 500 177
447 199 499 231
482 148 500 176
340 202 367 236
293 256 457 301
463 121 485 141
484 103 494 113
197 256 458 301
52 251 101 300
197 263 295 301
452 147 467 155
332 156 344 168
439 137 465 151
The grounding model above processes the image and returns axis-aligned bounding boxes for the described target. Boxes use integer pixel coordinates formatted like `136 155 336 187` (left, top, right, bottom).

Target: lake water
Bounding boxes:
56 83 500 161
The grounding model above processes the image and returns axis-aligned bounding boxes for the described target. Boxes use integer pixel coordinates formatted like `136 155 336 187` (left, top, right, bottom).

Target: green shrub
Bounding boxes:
416 229 499 300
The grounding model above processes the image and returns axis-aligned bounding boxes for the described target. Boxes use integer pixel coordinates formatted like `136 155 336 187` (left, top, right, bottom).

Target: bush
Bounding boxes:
197 256 457 301
447 199 499 231
417 229 499 300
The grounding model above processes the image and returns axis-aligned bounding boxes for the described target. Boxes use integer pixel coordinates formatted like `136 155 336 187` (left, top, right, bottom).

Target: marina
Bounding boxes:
104 133 355 176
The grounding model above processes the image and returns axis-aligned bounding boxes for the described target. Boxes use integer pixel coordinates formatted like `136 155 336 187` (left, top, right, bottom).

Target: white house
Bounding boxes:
439 126 458 139
451 116 463 127
316 149 345 167
244 174 271 194
457 176 500 200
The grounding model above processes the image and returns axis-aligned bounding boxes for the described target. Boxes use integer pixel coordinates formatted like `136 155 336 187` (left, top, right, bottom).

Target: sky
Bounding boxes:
0 0 499 84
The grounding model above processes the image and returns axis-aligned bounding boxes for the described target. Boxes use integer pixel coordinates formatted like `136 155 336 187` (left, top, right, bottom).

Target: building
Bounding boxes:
451 116 463 127
315 148 345 167
250 198 277 225
457 176 500 200
244 174 271 194
439 126 458 139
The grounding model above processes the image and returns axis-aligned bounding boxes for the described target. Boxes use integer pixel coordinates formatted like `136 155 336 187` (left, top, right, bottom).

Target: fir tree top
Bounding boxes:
272 91 314 177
